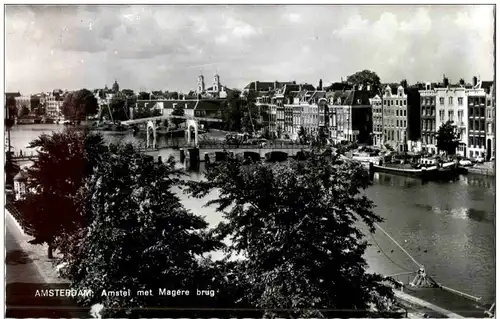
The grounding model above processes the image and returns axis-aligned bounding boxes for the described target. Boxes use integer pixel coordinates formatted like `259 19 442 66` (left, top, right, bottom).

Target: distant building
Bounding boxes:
484 81 495 160
419 83 438 154
13 170 29 201
382 85 408 152
14 95 31 114
45 93 64 118
328 86 373 144
196 74 230 99
370 94 383 147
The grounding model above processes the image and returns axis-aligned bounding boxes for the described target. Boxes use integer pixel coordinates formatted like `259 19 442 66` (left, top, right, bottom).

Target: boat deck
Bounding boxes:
400 286 490 317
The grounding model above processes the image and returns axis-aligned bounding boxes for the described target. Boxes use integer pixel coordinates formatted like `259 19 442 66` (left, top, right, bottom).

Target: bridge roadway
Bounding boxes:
11 144 314 163
139 143 313 162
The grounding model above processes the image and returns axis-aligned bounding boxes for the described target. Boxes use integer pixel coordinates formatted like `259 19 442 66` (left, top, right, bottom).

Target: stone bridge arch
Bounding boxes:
146 120 156 149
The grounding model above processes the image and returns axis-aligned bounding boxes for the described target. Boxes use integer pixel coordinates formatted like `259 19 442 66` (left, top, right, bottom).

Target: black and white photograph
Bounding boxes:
3 3 496 318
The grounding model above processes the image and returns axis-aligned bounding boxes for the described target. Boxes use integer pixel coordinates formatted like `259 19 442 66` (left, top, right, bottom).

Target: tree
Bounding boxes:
121 89 135 97
221 90 243 131
187 153 402 318
134 103 161 119
347 70 382 96
171 103 185 127
138 92 150 100
166 91 179 100
5 149 19 186
298 126 308 144
18 128 107 258
61 89 99 121
109 96 129 121
400 79 408 89
241 91 261 133
436 121 459 155
20 105 30 117
60 145 222 317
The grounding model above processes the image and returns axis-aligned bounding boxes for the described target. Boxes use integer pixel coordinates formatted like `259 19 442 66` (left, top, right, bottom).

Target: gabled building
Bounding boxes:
370 94 383 147
328 86 373 144
382 85 408 152
419 82 438 154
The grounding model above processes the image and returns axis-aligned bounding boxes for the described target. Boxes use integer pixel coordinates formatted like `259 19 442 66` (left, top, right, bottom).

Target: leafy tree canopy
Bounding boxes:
347 70 382 95
138 92 151 100
61 145 222 317
18 128 107 258
171 103 186 126
61 89 99 121
186 153 400 317
436 120 459 155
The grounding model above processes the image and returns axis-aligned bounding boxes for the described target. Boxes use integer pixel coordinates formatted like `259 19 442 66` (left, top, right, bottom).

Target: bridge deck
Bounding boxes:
121 115 222 125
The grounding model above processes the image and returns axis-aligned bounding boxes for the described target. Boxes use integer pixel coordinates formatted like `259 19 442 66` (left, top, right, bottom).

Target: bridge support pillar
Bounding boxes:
146 120 157 149
186 119 198 146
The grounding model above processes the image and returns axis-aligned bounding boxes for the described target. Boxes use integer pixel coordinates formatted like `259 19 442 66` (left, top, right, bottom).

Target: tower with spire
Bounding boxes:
213 73 221 93
197 74 205 94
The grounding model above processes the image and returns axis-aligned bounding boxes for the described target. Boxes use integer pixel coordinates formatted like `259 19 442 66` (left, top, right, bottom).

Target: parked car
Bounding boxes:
475 156 485 164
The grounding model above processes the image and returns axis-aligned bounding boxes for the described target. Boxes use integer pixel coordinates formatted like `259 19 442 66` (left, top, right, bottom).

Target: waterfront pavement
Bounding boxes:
5 209 88 318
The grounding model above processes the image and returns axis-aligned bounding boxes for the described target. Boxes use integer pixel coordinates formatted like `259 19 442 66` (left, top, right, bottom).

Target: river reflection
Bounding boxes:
7 124 496 304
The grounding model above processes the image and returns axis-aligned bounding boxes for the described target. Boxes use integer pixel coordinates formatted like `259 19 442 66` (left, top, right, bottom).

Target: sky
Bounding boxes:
5 5 495 95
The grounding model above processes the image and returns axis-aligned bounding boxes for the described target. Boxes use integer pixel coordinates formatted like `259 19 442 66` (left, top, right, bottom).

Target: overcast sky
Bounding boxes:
5 5 495 95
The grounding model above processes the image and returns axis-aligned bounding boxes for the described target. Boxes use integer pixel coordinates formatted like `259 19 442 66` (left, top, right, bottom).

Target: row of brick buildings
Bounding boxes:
241 77 495 160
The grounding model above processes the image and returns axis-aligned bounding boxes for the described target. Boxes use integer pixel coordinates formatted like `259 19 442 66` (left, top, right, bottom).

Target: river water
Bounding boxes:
8 124 496 304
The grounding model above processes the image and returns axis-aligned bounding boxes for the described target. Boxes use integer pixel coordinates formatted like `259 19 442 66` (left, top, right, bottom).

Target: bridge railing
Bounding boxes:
197 143 311 150
10 151 38 159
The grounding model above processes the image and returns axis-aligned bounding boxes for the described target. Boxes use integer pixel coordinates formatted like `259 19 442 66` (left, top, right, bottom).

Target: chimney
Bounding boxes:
319 79 323 91
255 81 258 91
473 76 478 87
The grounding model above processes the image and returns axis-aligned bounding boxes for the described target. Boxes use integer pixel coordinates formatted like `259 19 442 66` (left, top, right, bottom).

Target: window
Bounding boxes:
458 97 463 105
458 110 463 123
439 110 445 122
440 97 445 105
449 97 453 105
391 100 394 106
448 110 454 121
396 110 399 116
488 99 492 106
403 100 407 106
403 110 406 117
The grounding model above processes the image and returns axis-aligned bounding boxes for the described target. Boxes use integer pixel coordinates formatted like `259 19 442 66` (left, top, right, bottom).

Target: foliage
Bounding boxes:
138 92 151 100
165 91 179 100
400 79 408 88
108 96 129 121
34 104 46 116
171 103 185 127
220 90 243 131
186 152 400 318
241 91 261 133
60 145 222 317
5 149 20 186
20 105 31 117
347 70 381 96
18 128 107 258
121 89 135 97
298 126 309 144
436 121 459 155
61 89 99 121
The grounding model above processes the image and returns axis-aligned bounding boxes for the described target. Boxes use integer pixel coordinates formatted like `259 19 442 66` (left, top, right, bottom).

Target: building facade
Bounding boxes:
466 87 487 158
382 85 408 152
370 95 383 147
434 86 467 156
485 83 495 160
419 83 437 154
